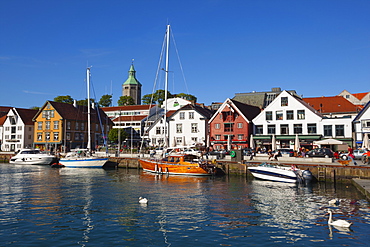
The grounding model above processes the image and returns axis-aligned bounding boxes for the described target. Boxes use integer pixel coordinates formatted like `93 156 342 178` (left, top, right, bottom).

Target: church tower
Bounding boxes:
122 63 142 105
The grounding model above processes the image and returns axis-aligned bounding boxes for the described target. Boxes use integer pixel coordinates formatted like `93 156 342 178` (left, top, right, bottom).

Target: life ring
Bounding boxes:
230 151 236 157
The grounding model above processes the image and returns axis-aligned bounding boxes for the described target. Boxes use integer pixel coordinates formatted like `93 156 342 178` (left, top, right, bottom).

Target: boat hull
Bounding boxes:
9 156 56 165
139 158 214 176
59 158 108 168
248 166 298 183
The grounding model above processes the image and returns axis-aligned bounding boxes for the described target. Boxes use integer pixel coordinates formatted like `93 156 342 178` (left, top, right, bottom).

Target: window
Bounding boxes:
156 127 161 135
53 121 59 129
267 125 275 134
75 122 79 130
96 124 99 131
67 121 71 130
255 125 263 134
215 135 221 140
215 123 220 129
176 137 182 145
80 133 84 140
281 97 288 106
37 133 42 141
17 126 22 131
280 124 289 135
324 125 332 136
276 111 283 120
176 124 182 133
45 132 50 141
224 123 233 132
307 123 317 134
38 122 42 130
294 124 302 134
191 123 198 133
45 121 51 130
286 110 294 120
191 137 197 143
237 134 243 140
266 111 272 121
189 112 194 119
75 133 79 141
237 123 243 128
53 132 59 141
335 125 344 136
81 122 84 131
297 110 305 120
180 112 185 120
66 132 71 141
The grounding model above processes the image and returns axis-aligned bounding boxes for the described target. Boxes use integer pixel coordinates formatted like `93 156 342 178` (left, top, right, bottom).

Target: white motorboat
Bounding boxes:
247 163 313 183
58 68 108 168
9 149 57 165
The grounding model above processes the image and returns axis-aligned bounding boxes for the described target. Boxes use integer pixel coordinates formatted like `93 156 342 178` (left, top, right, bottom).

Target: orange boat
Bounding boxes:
139 153 217 176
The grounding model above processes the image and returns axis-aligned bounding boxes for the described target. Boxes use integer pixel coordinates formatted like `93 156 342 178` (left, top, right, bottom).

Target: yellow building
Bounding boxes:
33 101 113 153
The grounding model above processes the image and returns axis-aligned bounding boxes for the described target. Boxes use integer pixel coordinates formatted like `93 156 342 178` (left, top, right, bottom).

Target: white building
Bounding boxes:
252 90 353 151
353 101 370 149
1 108 37 152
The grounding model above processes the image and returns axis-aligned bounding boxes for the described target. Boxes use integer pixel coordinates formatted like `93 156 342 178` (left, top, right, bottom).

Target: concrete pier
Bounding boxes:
352 179 370 201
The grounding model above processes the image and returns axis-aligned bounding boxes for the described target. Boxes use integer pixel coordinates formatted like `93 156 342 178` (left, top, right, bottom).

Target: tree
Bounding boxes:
76 98 96 106
54 95 74 104
175 93 197 103
108 128 128 144
118 96 135 106
99 94 112 107
142 90 174 105
30 106 40 110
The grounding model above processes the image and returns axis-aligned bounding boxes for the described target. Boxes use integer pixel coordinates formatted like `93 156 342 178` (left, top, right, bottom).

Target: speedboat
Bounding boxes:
247 163 313 183
9 149 57 165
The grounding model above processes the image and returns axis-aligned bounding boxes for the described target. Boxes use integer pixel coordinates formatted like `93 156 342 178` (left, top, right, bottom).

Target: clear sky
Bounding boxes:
1 0 369 108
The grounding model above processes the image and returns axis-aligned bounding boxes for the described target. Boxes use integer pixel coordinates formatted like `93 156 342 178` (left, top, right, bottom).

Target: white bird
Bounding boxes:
327 210 352 228
139 197 148 204
329 198 340 205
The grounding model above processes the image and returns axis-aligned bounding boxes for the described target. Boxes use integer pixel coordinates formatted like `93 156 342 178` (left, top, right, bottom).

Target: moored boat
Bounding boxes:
9 149 57 165
247 163 313 183
139 153 216 176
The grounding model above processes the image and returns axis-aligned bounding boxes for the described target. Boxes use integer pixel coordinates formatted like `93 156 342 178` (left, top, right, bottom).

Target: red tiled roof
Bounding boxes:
101 105 156 111
113 115 147 122
0 115 6 125
352 92 368 100
303 96 360 113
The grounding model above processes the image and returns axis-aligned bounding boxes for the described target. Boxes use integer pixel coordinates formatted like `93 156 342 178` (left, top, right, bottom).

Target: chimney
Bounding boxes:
73 100 77 108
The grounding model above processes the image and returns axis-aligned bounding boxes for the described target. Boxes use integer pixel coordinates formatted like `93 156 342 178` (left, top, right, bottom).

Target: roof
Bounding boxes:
101 104 155 112
35 101 113 125
15 108 38 125
352 92 368 100
303 96 360 114
0 115 6 125
353 100 370 121
123 64 142 86
112 115 147 122
0 106 12 118
230 99 261 121
169 104 214 120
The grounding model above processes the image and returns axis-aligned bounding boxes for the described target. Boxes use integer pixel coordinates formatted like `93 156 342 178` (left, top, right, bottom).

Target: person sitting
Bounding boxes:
274 150 282 161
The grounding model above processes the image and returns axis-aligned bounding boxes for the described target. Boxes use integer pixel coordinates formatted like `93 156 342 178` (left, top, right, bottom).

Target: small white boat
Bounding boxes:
247 163 312 183
9 149 56 165
59 149 107 168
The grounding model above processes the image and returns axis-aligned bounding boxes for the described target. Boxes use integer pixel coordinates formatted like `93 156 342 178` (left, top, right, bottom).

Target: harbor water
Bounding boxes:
0 163 369 246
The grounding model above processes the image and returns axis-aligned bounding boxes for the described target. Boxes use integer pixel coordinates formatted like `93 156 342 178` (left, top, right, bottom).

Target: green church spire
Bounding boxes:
123 63 142 86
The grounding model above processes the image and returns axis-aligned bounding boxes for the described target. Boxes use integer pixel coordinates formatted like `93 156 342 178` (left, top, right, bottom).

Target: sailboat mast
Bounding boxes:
87 67 91 151
164 24 170 148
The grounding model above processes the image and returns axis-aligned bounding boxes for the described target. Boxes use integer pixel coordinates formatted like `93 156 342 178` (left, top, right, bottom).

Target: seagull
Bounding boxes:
327 210 352 228
329 198 340 205
139 197 148 204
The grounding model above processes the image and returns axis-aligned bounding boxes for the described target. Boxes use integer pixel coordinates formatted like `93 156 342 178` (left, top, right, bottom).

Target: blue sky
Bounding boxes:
1 0 369 108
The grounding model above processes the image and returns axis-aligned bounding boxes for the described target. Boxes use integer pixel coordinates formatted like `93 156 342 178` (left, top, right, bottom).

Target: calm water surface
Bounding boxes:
0 163 369 246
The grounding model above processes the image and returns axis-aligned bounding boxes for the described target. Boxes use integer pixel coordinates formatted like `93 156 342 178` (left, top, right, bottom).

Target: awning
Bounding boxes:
253 135 321 140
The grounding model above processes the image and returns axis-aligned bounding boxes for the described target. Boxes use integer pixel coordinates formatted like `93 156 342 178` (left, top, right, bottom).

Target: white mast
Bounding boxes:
164 24 170 148
87 67 91 152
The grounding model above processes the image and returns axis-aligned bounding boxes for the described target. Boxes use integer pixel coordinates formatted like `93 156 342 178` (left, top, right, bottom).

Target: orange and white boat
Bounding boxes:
139 153 217 176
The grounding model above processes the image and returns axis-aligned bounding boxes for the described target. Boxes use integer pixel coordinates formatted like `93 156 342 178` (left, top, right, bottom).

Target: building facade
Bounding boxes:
122 64 142 105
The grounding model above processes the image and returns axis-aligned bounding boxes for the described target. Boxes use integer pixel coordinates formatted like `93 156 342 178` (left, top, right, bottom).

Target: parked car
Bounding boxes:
272 148 294 157
340 149 368 160
305 148 334 158
181 148 202 156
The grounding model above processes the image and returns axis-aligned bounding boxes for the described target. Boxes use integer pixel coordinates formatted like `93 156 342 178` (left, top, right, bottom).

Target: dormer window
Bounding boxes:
281 97 288 106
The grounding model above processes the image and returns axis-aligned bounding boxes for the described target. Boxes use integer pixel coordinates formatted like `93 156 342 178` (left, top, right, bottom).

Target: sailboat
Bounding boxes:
59 68 108 168
139 25 216 176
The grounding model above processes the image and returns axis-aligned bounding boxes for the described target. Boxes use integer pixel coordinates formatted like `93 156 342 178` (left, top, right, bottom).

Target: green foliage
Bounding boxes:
30 106 40 110
142 90 174 105
118 96 135 106
54 95 74 104
76 98 96 106
108 128 128 144
99 94 112 107
175 93 197 103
